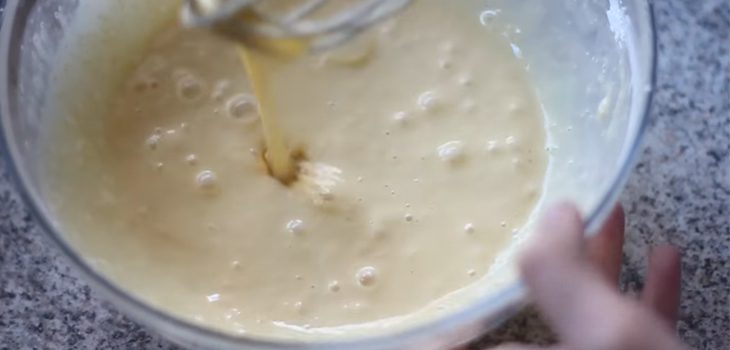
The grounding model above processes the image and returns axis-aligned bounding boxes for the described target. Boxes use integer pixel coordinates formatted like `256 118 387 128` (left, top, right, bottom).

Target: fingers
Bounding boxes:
641 245 682 327
585 206 681 327
520 203 625 345
520 203 686 350
587 205 625 286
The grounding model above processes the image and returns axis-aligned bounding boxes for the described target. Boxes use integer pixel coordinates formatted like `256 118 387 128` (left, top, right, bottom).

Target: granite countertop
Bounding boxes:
1 0 729 349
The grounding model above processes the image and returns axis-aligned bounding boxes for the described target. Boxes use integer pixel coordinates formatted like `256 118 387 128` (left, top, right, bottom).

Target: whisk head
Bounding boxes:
181 0 411 52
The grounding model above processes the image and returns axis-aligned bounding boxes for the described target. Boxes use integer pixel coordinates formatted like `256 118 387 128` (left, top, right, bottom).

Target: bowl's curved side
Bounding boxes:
0 0 657 349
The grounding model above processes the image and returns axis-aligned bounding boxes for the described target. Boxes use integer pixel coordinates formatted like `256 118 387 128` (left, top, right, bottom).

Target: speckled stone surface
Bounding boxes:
1 0 728 349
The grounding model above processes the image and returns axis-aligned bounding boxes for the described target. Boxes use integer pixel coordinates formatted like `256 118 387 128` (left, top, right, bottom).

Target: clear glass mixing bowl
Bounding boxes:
0 0 655 349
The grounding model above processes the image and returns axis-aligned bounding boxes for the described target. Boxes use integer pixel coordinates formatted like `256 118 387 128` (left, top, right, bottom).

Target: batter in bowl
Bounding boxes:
45 0 547 340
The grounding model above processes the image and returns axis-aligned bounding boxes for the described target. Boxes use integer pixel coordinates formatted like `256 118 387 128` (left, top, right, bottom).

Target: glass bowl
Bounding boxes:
0 0 655 349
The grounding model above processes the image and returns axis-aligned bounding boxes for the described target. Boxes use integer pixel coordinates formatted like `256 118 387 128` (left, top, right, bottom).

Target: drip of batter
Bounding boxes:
238 48 298 183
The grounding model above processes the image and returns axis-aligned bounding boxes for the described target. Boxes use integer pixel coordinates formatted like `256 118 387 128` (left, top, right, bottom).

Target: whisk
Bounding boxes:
181 0 412 52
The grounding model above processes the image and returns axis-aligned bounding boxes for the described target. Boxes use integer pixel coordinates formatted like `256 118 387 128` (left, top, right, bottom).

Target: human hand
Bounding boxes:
493 203 685 350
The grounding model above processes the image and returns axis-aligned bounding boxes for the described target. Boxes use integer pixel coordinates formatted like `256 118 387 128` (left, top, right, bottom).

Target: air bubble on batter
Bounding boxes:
380 19 397 35
464 223 475 234
224 308 241 320
226 94 258 123
343 301 363 311
508 100 524 114
185 154 198 166
486 140 502 153
417 91 442 113
458 74 474 87
175 73 205 101
479 9 501 26
211 80 231 102
286 219 305 235
328 281 341 292
392 111 411 126
196 170 218 189
206 293 221 303
146 134 161 150
294 301 304 313
356 266 378 287
437 140 466 163
440 41 455 54
525 186 540 200
438 58 453 70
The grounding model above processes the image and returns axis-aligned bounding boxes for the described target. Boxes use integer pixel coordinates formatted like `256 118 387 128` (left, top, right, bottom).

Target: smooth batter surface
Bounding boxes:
47 0 547 340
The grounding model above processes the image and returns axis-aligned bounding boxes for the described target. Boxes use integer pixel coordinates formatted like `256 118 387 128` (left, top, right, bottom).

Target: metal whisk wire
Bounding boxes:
181 0 411 51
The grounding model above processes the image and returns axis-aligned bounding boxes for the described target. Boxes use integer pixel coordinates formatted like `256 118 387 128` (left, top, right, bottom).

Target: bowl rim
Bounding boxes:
0 1 658 349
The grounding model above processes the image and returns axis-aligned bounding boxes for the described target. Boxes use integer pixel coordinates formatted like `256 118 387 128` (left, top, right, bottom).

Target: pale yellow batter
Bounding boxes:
46 0 547 340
